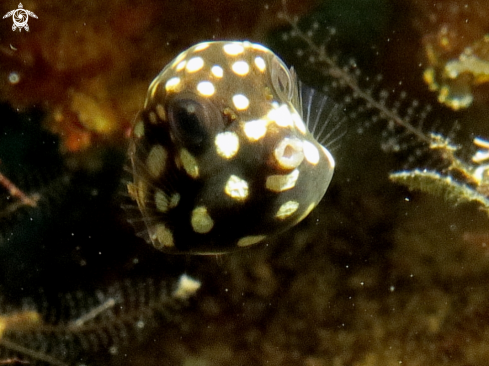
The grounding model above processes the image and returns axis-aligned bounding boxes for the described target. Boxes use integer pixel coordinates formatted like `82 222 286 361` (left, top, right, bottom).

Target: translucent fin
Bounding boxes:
299 82 346 151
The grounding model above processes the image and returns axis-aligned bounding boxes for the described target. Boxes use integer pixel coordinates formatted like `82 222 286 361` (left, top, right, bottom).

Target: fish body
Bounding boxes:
127 41 337 254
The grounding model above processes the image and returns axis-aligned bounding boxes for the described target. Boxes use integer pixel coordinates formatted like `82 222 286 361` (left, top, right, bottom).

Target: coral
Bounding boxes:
390 134 489 217
412 0 489 109
0 275 199 365
0 169 39 210
0 0 156 154
273 1 489 218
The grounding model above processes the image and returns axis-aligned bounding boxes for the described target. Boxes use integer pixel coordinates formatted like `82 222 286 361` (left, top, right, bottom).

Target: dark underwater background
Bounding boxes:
0 0 489 365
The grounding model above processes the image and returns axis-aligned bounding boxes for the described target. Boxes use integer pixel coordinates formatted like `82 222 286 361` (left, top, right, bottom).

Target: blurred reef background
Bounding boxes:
0 0 489 365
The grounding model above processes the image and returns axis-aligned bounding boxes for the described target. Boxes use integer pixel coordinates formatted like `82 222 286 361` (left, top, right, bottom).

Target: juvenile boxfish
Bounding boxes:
127 41 340 254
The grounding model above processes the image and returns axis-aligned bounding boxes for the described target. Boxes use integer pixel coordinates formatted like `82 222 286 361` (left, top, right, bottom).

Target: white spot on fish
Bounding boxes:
224 175 249 200
233 94 249 110
276 201 299 219
186 57 204 73
232 60 250 76
215 132 239 159
211 65 224 78
223 43 244 56
197 81 215 96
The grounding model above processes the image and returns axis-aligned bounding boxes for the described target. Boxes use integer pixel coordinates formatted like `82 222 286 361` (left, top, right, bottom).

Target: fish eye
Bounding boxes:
166 93 223 150
271 57 294 101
